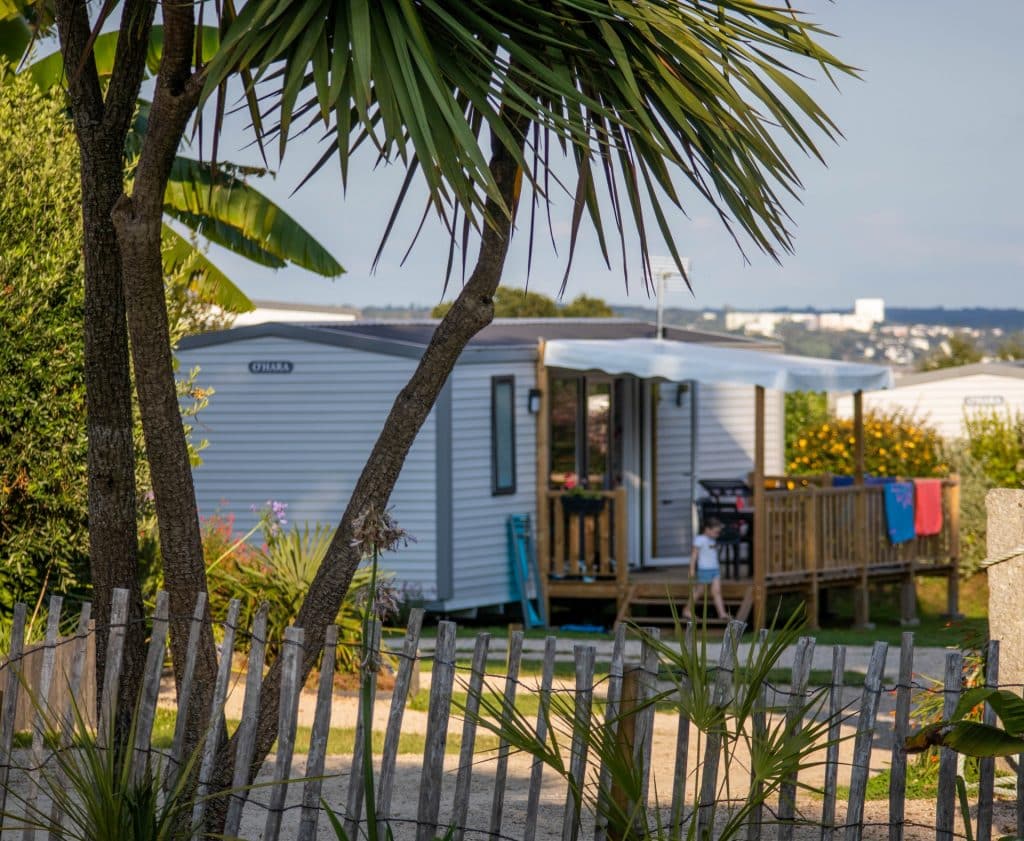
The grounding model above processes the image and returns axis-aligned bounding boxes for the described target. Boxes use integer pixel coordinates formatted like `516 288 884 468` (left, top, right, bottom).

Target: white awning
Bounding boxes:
544 338 894 393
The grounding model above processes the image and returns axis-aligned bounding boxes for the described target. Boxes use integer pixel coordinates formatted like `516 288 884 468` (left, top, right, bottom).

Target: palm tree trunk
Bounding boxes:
80 148 148 726
54 0 155 727
111 0 219 742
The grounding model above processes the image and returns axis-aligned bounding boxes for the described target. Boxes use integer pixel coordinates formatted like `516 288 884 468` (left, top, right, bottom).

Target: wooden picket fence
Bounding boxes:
0 589 1018 841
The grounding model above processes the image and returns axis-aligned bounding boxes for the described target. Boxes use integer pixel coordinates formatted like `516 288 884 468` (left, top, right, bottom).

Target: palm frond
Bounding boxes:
205 0 853 284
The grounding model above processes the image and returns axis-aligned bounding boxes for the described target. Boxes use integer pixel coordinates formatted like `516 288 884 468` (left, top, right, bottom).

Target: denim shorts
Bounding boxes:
695 568 719 584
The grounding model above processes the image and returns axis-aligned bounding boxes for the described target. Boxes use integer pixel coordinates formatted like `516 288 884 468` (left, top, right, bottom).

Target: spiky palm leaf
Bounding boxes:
206 0 852 289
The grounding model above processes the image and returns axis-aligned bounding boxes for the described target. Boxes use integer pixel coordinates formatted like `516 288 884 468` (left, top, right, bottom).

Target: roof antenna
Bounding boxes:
651 256 692 340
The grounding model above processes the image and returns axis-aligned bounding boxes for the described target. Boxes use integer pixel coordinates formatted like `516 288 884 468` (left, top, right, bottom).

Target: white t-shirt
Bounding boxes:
693 534 720 571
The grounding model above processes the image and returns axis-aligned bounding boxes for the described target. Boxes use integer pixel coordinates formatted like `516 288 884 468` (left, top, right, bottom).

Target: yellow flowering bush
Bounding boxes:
787 410 948 478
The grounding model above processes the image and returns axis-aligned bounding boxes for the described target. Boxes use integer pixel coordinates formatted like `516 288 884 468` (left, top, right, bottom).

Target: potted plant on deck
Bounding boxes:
559 474 607 516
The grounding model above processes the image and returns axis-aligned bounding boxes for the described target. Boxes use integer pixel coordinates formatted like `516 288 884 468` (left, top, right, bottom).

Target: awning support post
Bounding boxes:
852 389 872 629
535 340 551 626
752 385 766 630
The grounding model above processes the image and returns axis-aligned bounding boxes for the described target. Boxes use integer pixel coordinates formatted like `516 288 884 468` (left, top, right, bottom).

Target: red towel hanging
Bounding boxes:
913 478 943 537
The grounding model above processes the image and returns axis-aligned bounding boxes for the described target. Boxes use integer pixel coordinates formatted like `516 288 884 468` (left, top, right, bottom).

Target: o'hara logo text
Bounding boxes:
964 395 1004 408
248 360 294 374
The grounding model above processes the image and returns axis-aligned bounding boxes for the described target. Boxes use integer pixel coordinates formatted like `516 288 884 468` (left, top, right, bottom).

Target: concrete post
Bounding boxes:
986 489 1024 687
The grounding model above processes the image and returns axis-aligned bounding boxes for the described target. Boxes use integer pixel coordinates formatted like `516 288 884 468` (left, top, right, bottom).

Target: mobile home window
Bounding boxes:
491 376 516 495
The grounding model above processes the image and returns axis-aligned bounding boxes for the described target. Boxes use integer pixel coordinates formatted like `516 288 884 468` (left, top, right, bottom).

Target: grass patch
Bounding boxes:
414 624 615 642
832 769 919 803
38 707 497 757
769 573 988 649
410 689 542 719
419 657 609 679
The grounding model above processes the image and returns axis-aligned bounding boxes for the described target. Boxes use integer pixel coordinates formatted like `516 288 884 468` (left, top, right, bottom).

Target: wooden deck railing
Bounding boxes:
760 477 960 580
538 488 628 588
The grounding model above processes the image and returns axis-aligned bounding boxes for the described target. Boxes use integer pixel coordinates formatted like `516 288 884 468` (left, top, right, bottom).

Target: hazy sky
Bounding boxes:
206 1 1024 313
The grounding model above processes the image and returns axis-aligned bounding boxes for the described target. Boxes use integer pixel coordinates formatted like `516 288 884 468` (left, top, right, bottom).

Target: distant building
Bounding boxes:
230 300 361 327
835 362 1024 440
725 298 885 336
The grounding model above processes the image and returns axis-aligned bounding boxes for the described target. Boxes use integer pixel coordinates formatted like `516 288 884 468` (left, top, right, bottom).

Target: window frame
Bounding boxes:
491 375 517 496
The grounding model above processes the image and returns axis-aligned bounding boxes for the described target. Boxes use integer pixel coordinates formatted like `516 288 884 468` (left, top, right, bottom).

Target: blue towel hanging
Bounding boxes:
883 482 915 544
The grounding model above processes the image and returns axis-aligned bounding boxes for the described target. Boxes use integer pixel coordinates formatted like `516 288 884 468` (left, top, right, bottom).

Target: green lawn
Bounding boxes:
797 573 988 649
14 707 499 756
402 575 988 652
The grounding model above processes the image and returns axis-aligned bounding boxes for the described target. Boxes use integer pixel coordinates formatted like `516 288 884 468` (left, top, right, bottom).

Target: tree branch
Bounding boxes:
112 0 213 755
102 0 158 139
228 105 531 798
53 0 105 130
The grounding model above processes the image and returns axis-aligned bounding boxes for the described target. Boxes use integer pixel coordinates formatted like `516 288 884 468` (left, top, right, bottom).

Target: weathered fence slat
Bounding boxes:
976 640 999 841
844 641 889 841
525 636 560 841
778 636 815 841
416 620 457 841
263 625 305 841
0 603 26 824
298 624 339 841
888 633 914 841
1019 724 1024 841
192 598 241 837
562 644 596 841
345 619 382 839
698 620 743 840
633 626 661 832
451 632 491 841
747 629 771 841
670 622 696 841
224 601 270 838
376 607 424 834
935 650 963 841
21 596 62 841
97 588 130 747
131 591 169 785
595 624 627 841
167 591 208 791
489 629 524 838
47 601 91 840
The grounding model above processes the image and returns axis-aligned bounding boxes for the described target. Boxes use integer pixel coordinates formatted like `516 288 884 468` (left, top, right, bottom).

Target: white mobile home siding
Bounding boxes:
696 384 784 479
177 336 440 599
447 360 537 612
835 373 1024 441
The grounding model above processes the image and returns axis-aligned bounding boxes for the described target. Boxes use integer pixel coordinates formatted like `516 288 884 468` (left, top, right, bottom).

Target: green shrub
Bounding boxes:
948 411 1023 576
0 72 232 623
963 410 1024 488
0 72 90 609
201 503 401 671
784 391 829 465
947 444 989 577
787 409 947 478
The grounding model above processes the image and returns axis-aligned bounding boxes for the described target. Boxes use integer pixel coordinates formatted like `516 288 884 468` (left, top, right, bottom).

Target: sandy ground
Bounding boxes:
2 676 1016 840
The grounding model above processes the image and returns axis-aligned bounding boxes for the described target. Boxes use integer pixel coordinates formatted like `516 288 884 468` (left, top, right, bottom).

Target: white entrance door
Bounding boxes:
647 380 696 566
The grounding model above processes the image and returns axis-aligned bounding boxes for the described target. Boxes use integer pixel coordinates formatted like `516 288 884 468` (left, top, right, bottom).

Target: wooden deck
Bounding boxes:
537 477 961 630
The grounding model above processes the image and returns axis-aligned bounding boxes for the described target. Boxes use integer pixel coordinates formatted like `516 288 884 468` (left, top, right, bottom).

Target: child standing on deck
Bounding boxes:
685 518 730 621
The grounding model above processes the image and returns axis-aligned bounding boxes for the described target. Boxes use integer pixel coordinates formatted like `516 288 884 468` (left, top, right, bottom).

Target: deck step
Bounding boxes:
617 584 753 628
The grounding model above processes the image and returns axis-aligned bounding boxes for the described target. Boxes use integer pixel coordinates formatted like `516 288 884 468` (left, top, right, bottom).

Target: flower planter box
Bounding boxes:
560 494 607 516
